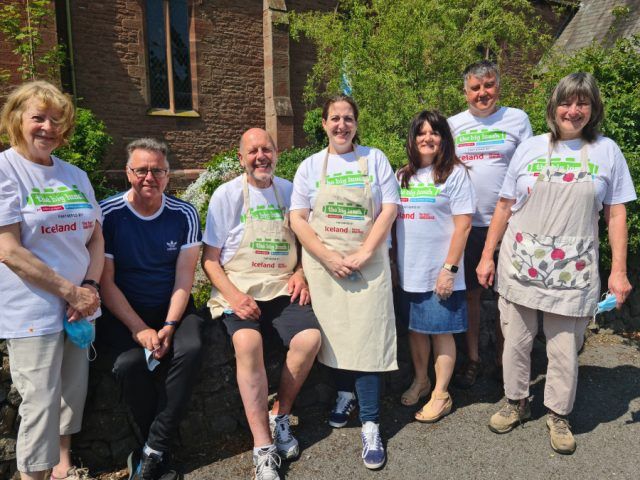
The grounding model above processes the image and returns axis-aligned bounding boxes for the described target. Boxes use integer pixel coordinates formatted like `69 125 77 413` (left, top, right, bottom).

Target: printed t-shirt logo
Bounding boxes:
322 201 368 220
27 184 92 212
241 204 284 223
249 237 290 256
166 240 178 251
527 157 599 176
316 171 374 188
456 129 506 161
400 183 441 203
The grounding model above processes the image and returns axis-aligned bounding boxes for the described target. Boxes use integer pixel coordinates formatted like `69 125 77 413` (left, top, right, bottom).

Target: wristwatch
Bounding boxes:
443 263 459 273
81 279 101 292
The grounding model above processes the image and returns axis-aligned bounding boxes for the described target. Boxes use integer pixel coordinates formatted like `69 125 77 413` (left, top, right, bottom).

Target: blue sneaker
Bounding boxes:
361 421 385 469
328 391 356 428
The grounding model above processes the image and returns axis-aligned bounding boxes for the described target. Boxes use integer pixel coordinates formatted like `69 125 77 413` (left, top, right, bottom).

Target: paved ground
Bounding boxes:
99 333 640 480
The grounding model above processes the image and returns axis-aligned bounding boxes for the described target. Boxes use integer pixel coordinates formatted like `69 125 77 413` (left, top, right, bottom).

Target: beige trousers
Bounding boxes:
499 297 589 415
7 332 89 472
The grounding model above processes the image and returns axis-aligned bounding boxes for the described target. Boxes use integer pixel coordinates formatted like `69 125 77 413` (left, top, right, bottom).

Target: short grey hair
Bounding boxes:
546 72 604 144
126 138 170 168
463 60 500 88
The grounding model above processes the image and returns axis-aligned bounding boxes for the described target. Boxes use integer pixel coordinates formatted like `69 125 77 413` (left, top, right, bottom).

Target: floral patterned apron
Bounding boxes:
497 136 600 317
302 146 397 371
208 174 297 318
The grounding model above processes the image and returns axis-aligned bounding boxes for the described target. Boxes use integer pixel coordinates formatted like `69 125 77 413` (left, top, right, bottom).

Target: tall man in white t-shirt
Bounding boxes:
201 128 321 480
448 61 533 388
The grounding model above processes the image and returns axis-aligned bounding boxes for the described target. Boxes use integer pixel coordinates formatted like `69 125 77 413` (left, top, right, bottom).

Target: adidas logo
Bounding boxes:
166 240 178 251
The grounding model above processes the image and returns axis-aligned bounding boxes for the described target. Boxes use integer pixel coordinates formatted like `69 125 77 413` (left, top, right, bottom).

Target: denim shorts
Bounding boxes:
399 289 468 335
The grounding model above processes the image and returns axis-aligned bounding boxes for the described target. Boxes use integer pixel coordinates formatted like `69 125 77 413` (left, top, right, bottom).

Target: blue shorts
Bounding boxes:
399 289 468 335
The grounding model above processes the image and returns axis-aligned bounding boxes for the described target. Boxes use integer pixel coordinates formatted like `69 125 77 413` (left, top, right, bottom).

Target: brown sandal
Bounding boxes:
415 391 452 423
400 377 431 406
454 359 482 389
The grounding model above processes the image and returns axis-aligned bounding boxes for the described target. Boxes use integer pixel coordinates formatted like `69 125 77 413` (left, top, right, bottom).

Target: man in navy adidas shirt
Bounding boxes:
98 138 203 480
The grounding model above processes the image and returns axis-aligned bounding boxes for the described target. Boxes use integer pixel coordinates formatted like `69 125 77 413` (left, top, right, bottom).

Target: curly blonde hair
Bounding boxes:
0 80 75 151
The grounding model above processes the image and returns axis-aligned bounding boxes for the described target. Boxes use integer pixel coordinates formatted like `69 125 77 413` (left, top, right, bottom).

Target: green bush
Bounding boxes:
54 107 115 200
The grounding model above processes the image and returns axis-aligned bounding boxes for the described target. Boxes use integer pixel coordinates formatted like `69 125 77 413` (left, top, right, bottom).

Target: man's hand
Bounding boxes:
288 269 310 305
133 327 161 351
154 325 175 359
230 292 261 320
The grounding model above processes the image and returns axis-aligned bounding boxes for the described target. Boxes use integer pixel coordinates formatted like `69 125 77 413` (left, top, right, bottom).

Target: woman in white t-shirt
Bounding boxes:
477 73 636 454
290 95 399 470
393 110 475 422
0 81 103 480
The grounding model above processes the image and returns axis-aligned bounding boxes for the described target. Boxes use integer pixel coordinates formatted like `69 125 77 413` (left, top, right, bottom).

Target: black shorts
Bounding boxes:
222 296 320 347
464 226 490 291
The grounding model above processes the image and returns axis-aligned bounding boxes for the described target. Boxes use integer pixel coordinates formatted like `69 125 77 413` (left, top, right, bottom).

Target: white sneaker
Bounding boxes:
253 445 281 480
361 421 385 469
269 413 300 460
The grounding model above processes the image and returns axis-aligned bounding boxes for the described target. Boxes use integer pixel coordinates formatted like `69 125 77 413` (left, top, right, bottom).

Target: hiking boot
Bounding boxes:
269 413 300 460
253 445 281 480
454 359 482 389
328 391 357 428
488 398 531 433
361 421 385 470
547 413 577 454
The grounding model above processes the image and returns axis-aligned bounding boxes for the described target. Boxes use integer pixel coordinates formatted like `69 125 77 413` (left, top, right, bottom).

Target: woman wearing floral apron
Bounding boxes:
290 95 399 470
477 73 636 454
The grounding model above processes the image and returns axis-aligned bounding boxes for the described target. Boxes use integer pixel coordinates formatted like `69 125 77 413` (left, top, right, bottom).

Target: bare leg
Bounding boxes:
232 329 271 447
465 289 482 363
428 334 456 412
51 435 72 478
272 329 321 415
20 472 46 480
408 331 431 383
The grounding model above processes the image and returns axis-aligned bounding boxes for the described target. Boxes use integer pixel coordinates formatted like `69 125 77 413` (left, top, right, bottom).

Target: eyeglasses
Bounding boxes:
128 167 169 178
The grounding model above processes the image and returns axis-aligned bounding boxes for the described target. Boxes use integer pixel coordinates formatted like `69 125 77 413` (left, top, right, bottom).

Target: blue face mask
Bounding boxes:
63 313 96 349
595 292 618 315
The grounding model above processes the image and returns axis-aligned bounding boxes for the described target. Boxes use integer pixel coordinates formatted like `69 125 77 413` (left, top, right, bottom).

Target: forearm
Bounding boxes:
83 223 105 283
165 246 199 322
100 279 149 334
360 203 397 255
445 215 472 266
481 198 514 259
607 205 629 274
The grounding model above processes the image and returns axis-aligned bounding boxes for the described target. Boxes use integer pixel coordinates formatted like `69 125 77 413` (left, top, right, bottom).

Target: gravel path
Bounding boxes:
180 334 640 480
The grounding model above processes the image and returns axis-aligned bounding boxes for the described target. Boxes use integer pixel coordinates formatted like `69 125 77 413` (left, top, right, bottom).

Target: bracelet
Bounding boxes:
81 279 101 292
164 321 179 327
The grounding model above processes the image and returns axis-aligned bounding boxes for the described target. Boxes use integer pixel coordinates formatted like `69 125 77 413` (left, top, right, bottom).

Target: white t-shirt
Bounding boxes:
395 165 476 292
500 134 637 212
0 148 101 339
448 106 533 226
290 145 401 217
203 175 293 265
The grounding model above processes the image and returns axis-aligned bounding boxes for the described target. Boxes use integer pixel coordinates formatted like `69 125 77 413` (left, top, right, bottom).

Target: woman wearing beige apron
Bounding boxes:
477 73 636 454
290 95 399 470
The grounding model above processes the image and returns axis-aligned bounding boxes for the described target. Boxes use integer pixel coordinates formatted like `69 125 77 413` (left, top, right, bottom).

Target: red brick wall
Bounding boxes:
69 0 265 172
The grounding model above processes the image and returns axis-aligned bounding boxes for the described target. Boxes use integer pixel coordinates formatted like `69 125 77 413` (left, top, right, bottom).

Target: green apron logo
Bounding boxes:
241 204 284 223
26 185 91 210
322 201 368 220
250 237 290 256
527 157 599 175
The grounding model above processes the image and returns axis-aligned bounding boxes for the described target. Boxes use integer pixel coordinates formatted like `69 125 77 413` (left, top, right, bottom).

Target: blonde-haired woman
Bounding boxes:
0 80 103 480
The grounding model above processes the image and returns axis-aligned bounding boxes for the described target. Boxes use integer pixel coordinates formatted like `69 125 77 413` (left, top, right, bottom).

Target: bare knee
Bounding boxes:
232 329 264 368
289 328 321 356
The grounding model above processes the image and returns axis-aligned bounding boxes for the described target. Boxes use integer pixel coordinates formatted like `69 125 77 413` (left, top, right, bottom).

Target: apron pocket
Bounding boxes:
508 232 594 290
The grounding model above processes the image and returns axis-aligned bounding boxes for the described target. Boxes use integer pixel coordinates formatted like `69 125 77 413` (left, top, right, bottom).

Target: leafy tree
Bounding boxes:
290 0 553 167
0 0 64 82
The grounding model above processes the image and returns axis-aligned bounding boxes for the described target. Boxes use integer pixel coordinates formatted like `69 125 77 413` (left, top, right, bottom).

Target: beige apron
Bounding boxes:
208 174 297 318
302 146 397 372
497 137 600 317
